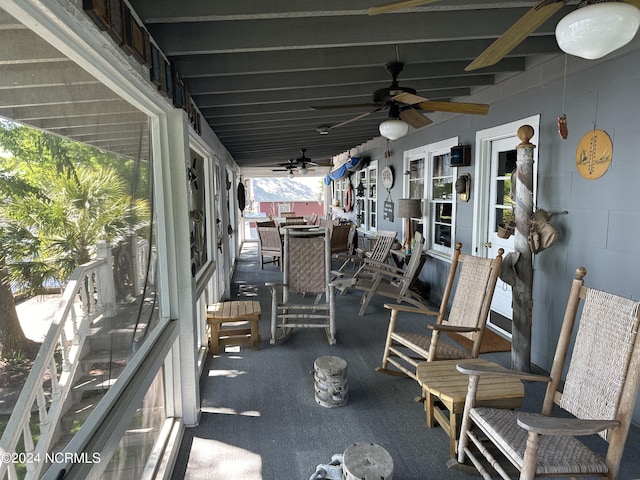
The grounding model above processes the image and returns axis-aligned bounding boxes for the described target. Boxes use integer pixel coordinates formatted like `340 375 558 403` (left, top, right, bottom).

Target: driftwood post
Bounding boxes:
512 125 535 372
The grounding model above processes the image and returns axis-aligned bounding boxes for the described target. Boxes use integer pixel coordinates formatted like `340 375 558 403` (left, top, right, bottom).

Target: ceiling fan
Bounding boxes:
309 61 489 132
368 0 640 71
271 149 319 176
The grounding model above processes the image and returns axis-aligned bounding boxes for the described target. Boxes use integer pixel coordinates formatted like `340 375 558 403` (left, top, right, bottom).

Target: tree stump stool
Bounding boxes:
342 443 394 480
314 356 348 408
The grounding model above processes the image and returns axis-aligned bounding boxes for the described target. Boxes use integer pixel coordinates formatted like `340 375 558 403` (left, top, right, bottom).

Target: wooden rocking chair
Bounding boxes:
377 243 503 380
266 227 336 345
453 267 640 480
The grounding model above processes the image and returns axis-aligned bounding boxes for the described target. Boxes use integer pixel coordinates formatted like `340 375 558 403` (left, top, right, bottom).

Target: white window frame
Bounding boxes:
333 178 347 209
404 137 459 259
365 160 378 232
354 169 366 229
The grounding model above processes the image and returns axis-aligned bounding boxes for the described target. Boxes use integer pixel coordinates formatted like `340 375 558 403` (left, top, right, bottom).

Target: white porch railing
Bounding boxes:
0 241 116 480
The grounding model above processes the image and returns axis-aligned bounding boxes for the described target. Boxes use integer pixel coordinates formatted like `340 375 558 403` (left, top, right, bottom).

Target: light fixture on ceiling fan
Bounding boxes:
368 0 640 70
310 61 488 137
555 1 640 59
379 103 409 140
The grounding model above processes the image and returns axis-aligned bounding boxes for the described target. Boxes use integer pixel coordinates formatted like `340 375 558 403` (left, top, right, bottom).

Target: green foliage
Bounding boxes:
0 121 151 294
2 349 25 366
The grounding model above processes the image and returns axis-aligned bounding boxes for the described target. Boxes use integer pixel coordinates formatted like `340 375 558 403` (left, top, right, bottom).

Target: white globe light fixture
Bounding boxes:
379 118 409 140
288 169 294 178
298 163 308 175
555 1 640 60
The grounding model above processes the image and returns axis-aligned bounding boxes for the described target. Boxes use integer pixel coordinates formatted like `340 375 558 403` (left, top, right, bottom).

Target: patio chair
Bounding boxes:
452 267 640 480
339 231 429 316
329 223 355 256
256 225 283 270
332 229 397 279
266 227 336 345
282 216 306 225
377 242 503 380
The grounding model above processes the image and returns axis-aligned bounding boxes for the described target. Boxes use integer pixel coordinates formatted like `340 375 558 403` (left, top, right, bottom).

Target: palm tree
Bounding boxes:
0 164 150 357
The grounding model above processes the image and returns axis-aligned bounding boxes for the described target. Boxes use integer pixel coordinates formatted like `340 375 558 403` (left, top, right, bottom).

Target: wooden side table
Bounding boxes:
416 358 524 457
206 300 261 354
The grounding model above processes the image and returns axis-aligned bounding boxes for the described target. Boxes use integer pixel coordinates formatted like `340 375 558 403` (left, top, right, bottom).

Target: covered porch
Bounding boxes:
170 243 640 480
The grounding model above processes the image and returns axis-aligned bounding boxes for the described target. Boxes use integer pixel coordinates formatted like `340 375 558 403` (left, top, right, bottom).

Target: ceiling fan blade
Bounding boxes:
418 100 490 115
309 103 379 110
465 1 565 71
329 106 386 131
399 108 433 129
368 0 442 15
392 92 430 105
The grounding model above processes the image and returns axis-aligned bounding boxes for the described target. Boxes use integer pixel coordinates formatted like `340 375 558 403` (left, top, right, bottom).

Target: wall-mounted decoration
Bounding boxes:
450 145 471 167
383 200 394 222
107 0 125 46
528 209 567 254
84 0 204 137
164 59 173 99
172 65 185 108
83 0 110 30
149 44 162 86
187 155 208 277
455 173 471 202
576 129 612 180
119 5 134 55
124 7 148 64
381 165 394 190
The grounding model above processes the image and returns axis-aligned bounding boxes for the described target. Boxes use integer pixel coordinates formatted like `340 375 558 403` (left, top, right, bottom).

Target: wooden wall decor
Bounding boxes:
172 64 185 108
164 59 173 99
149 43 161 86
83 0 110 30
83 0 204 136
107 0 125 46
124 7 148 64
143 30 152 67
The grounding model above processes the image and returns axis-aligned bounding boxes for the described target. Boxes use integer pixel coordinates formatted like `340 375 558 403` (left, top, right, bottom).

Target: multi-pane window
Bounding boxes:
430 152 455 254
333 178 347 208
404 138 458 258
367 161 377 231
355 170 366 228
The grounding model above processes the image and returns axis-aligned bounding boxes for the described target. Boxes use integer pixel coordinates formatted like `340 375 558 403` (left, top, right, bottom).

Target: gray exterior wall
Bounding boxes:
333 45 640 423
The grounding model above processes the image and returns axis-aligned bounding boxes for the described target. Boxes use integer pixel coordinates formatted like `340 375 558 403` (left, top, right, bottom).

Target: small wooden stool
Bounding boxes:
206 300 261 354
416 358 524 457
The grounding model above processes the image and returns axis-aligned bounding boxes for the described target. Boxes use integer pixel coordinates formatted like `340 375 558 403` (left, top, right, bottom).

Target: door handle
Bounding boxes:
484 242 492 248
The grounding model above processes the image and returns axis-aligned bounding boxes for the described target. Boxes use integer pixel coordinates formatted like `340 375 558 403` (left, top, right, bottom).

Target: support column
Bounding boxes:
153 109 200 426
511 125 535 372
96 240 116 318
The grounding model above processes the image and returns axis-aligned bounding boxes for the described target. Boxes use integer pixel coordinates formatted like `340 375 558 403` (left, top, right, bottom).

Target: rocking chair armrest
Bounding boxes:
428 324 479 333
456 363 552 383
383 303 439 316
264 282 285 289
517 416 620 436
